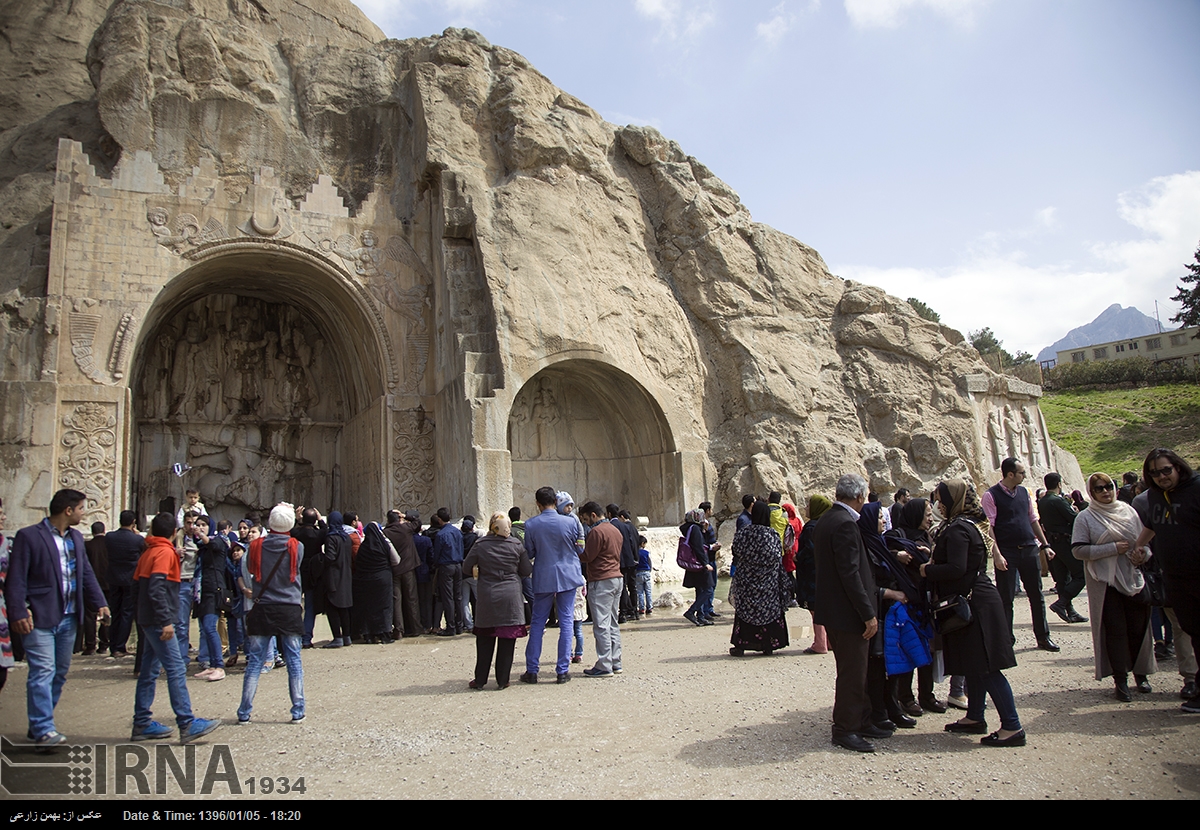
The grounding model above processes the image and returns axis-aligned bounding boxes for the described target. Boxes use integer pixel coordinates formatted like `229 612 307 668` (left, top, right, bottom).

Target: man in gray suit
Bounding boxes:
812 473 885 753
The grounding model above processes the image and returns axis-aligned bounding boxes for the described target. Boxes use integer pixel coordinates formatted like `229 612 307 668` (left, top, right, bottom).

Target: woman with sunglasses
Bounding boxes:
1072 472 1155 701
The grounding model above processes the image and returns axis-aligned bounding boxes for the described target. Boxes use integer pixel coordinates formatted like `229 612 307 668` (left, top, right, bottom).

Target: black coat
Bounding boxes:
321 533 354 609
811 505 877 633
926 518 1016 676
680 522 711 589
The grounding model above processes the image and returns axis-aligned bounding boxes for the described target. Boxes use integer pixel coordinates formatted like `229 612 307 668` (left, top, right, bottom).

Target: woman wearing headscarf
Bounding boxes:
353 522 399 644
858 501 922 729
728 500 790 656
681 508 714 626
797 495 832 654
921 479 1025 747
320 511 354 648
1072 472 1156 701
462 512 533 689
781 503 803 605
886 498 946 714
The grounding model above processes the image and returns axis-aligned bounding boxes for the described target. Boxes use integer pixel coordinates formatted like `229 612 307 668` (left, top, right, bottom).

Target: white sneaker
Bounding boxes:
946 695 969 710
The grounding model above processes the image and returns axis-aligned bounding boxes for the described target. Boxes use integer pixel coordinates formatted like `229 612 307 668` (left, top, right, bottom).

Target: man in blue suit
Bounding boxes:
6 488 109 746
520 486 585 684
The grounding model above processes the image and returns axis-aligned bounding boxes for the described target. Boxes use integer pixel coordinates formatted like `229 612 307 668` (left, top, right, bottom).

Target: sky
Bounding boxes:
353 0 1200 357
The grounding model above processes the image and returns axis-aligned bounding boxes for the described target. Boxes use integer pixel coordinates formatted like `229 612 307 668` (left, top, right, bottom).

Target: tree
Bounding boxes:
968 327 1030 369
906 297 941 323
1171 242 1200 328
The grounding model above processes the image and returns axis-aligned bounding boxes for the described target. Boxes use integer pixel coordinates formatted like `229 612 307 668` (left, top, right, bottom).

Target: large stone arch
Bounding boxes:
129 241 394 523
507 359 682 524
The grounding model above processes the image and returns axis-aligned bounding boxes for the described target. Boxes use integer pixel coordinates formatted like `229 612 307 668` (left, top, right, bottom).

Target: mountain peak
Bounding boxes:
1039 305 1161 363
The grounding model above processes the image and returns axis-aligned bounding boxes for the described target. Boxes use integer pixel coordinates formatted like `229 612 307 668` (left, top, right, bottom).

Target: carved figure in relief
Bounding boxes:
987 406 1006 469
222 307 268 419
148 208 227 254
328 231 385 278
1003 405 1024 462
1023 408 1046 469
531 381 560 460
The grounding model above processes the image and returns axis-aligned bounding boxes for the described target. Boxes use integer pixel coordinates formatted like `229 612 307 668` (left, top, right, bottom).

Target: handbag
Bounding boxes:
1135 555 1167 607
676 533 706 572
932 592 973 635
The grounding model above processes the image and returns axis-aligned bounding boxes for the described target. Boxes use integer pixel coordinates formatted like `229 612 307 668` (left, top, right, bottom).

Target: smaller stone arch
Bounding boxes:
507 359 682 524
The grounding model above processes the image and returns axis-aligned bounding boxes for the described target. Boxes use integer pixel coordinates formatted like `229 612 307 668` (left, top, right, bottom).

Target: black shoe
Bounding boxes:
901 700 924 718
1155 641 1170 660
1049 600 1071 623
832 733 875 753
919 697 947 714
862 723 894 740
519 672 538 684
1114 676 1132 702
302 643 314 650
888 712 918 729
683 610 700 626
321 640 342 649
1135 675 1152 694
556 672 570 684
1037 638 1061 652
708 611 724 617
1181 680 1199 700
981 729 1026 748
729 647 745 657
945 720 988 734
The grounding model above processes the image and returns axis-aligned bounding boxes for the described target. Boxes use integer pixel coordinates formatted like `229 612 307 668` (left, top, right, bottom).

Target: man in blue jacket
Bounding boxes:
6 488 109 746
521 486 585 684
431 508 464 635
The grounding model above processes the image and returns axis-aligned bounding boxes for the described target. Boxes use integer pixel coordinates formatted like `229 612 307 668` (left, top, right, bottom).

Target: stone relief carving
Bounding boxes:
68 298 107 383
148 206 228 254
510 378 563 461
393 407 435 512
985 402 1052 471
58 402 117 523
138 295 341 424
108 311 135 380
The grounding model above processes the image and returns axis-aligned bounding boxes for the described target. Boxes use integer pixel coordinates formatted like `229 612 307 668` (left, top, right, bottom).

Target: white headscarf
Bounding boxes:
1081 476 1145 596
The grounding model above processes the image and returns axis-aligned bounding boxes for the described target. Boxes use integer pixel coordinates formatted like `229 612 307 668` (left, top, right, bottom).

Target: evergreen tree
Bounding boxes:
1171 243 1200 328
906 297 941 323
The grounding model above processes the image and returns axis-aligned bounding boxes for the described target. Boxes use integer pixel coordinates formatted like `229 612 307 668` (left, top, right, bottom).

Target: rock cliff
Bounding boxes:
0 1 1080 521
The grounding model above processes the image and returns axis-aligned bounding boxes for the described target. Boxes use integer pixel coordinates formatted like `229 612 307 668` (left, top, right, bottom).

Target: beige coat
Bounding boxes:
1072 508 1157 680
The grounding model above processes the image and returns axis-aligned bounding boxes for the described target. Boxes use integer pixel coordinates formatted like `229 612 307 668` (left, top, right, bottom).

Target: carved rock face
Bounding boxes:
0 3 1083 529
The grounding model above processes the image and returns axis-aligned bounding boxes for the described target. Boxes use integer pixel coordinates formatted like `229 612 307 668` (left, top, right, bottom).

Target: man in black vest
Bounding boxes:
982 458 1059 652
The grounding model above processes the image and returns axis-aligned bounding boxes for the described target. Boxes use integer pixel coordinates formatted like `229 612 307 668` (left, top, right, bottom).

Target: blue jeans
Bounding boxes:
177 580 195 663
967 671 1022 732
238 633 304 721
200 614 224 668
573 619 584 658
688 583 713 617
635 571 653 612
134 626 195 730
525 591 575 676
23 616 78 738
303 590 318 646
227 615 244 657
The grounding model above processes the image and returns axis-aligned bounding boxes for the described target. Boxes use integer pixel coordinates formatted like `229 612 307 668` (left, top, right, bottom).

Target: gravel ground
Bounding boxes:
2 581 1197 801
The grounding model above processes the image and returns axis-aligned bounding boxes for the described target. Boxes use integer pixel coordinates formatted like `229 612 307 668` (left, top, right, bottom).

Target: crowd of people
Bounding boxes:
0 444 1195 757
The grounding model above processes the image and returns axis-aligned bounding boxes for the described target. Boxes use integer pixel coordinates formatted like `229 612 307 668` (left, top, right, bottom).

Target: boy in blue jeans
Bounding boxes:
635 536 654 616
131 512 222 744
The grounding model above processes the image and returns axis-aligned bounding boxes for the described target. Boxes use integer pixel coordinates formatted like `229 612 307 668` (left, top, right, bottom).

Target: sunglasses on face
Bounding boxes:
1150 466 1176 479
1091 483 1115 493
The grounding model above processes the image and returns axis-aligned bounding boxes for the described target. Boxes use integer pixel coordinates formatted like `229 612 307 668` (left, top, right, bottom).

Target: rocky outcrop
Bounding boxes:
0 2 1079 526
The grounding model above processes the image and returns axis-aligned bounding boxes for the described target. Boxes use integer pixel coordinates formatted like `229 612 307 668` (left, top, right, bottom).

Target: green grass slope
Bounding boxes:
1040 383 1200 477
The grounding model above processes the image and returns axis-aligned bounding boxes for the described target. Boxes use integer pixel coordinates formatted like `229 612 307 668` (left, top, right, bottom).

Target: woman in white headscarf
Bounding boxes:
1071 472 1156 701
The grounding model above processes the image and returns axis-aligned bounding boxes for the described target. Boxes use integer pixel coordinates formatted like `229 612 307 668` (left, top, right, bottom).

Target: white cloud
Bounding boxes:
634 0 716 41
1035 206 1058 230
756 3 794 46
835 171 1200 356
843 0 988 29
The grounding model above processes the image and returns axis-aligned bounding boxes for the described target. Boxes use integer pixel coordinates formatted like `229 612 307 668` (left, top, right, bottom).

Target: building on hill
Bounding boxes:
1055 326 1200 369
